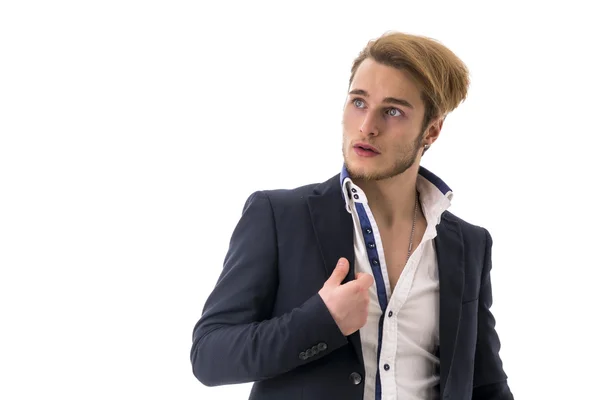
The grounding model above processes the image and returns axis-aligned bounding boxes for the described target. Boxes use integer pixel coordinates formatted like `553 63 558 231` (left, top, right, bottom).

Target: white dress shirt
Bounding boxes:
341 166 453 400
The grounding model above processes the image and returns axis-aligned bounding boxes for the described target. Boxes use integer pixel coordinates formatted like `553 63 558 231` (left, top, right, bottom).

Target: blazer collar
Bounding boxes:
339 163 454 209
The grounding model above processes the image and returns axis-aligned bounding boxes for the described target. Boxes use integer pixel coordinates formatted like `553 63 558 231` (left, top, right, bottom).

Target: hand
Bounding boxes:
318 257 374 336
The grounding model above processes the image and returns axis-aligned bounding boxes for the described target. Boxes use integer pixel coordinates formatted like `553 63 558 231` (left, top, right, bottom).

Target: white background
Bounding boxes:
1 1 599 399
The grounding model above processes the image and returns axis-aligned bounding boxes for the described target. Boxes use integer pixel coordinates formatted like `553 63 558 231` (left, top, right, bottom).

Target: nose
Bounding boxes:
359 110 380 136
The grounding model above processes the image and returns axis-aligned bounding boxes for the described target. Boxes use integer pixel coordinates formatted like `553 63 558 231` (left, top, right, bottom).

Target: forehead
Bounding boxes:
350 58 423 108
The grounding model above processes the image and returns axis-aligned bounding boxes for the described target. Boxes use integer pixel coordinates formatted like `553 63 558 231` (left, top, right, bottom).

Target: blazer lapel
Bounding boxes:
307 175 364 365
434 213 465 397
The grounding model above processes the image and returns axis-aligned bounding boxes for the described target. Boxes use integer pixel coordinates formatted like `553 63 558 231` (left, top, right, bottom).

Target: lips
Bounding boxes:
354 143 380 154
353 143 381 158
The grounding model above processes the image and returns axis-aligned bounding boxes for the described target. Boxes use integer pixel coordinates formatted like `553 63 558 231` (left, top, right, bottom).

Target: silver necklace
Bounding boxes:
406 192 419 263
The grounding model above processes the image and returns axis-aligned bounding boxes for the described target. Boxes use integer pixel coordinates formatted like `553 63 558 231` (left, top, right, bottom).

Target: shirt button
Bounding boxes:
365 228 372 234
353 194 359 199
388 311 393 317
349 372 362 385
383 364 390 371
372 259 379 265
368 242 375 249
351 188 357 193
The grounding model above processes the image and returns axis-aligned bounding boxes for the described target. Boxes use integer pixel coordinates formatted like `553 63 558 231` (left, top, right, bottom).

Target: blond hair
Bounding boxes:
349 31 470 129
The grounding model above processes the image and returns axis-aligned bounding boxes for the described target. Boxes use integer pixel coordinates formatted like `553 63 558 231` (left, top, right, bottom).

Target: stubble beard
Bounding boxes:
343 130 425 182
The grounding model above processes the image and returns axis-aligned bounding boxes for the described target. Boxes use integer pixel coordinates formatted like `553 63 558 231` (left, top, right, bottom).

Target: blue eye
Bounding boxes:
386 108 403 117
352 98 366 108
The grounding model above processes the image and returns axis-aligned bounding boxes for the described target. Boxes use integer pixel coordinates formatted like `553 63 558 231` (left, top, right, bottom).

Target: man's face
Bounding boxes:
342 58 431 181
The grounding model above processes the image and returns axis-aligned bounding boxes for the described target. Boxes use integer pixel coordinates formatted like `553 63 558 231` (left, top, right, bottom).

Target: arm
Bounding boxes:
190 191 348 386
472 228 514 400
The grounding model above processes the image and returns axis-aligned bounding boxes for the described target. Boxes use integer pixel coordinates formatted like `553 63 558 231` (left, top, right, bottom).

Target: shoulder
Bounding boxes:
243 174 340 209
263 181 322 202
441 210 492 246
441 211 496 279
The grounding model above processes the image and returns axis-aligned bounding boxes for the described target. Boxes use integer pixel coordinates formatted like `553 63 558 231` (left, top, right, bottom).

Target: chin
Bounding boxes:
345 159 387 181
346 156 415 181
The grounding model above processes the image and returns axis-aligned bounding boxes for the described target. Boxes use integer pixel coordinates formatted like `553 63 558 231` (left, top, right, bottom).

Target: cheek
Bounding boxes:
341 107 350 126
343 108 363 135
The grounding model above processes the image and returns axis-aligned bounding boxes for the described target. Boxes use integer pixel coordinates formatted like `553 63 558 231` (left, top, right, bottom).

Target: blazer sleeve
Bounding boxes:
472 228 514 400
190 191 349 387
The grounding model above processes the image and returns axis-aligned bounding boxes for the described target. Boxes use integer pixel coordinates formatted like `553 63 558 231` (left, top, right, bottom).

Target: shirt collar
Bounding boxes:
340 164 453 222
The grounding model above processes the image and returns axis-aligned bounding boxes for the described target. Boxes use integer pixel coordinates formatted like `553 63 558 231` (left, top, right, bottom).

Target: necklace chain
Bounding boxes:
406 192 419 263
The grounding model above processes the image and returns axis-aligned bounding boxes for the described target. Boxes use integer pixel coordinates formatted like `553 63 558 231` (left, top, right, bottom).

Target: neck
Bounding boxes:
353 165 421 229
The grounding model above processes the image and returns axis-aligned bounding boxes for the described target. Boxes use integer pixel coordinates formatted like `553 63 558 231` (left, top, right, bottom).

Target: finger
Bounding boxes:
325 257 349 287
356 272 374 289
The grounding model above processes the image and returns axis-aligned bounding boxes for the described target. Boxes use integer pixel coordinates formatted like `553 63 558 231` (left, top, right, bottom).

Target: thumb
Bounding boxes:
325 257 349 287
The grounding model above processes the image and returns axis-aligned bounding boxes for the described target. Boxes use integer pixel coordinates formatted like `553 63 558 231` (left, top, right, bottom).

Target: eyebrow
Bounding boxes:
348 89 414 109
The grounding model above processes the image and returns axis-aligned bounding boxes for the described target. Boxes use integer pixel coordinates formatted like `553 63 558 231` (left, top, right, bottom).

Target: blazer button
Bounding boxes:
349 372 362 385
299 352 307 360
317 342 327 351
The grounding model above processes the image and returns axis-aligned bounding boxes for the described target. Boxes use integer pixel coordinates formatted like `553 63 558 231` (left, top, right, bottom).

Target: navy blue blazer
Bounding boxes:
190 173 513 400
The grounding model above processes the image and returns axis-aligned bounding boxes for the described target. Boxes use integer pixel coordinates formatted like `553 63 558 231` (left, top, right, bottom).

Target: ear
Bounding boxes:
424 117 444 145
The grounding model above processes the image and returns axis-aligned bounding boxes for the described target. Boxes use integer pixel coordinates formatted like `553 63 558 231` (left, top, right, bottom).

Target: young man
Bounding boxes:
190 31 513 400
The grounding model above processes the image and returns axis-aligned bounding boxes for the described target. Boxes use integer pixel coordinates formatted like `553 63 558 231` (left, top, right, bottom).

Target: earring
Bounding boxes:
424 144 431 149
